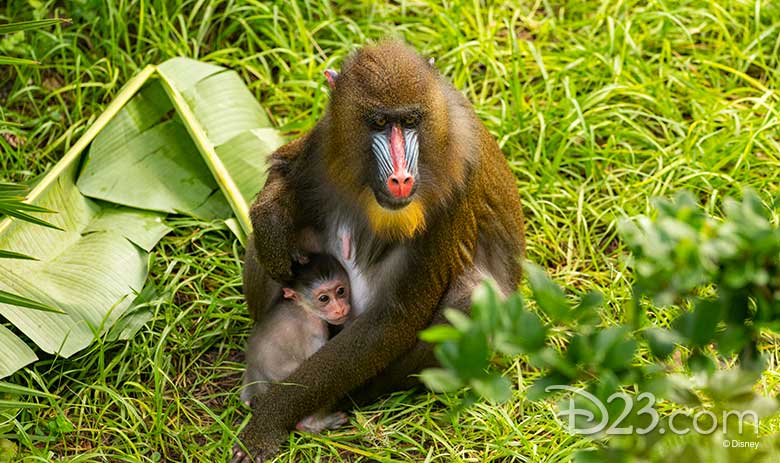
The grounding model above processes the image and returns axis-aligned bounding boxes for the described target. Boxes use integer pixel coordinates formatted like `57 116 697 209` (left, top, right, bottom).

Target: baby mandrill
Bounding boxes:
241 253 352 433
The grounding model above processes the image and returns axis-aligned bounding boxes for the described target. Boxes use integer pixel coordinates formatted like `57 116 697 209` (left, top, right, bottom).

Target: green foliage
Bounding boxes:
421 189 780 460
0 183 62 314
623 190 780 366
0 18 69 64
0 183 59 232
0 58 281 378
0 17 77 332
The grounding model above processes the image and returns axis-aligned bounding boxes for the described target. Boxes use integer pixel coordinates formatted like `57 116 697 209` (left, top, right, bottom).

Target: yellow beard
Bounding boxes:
360 189 426 240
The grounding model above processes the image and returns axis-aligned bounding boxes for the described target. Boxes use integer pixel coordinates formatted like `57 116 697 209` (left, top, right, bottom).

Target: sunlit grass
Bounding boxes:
2 0 780 461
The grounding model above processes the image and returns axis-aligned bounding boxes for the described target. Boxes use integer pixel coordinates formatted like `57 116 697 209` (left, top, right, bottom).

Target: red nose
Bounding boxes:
387 172 414 198
387 124 415 199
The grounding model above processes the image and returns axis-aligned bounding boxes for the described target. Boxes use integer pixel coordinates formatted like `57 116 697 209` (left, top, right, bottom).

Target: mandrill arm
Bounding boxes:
249 138 310 283
233 244 452 462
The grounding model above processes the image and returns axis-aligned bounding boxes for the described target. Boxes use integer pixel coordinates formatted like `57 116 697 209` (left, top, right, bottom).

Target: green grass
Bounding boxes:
2 0 780 461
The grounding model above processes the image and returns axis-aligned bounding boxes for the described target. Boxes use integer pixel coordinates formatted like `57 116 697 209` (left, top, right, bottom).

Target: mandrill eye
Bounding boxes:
318 294 330 303
402 114 419 127
336 287 345 296
370 115 387 130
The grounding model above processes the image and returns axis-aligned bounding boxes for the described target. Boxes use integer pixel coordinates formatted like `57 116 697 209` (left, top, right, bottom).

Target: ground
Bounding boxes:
1 0 780 461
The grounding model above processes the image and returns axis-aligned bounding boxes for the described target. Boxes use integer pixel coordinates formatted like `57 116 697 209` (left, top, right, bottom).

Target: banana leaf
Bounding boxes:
0 59 283 378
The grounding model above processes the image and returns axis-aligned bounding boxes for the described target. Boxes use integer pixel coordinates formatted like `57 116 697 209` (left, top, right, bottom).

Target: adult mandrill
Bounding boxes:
235 40 525 462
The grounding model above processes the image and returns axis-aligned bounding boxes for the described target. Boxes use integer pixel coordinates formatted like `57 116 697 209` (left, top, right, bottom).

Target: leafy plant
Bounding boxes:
420 189 780 461
0 59 282 378
622 190 780 369
0 17 73 316
0 183 62 314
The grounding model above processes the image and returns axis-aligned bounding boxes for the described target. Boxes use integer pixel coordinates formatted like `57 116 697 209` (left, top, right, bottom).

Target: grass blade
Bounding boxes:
0 18 70 34
0 289 64 314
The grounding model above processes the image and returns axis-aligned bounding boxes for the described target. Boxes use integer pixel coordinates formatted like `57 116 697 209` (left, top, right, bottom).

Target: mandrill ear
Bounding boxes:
282 287 297 300
324 69 339 89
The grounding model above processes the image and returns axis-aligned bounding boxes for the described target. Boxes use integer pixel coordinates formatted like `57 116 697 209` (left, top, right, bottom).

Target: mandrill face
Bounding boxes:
325 41 452 240
366 108 421 210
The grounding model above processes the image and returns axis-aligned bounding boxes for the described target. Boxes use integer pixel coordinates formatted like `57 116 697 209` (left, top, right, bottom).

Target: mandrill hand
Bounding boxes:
231 426 287 463
290 248 310 265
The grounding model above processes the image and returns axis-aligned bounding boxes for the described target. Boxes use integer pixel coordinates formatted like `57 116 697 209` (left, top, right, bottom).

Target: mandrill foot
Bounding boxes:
295 411 349 433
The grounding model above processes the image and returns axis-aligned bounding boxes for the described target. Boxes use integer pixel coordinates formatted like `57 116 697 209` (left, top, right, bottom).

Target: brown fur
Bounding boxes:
235 40 525 462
